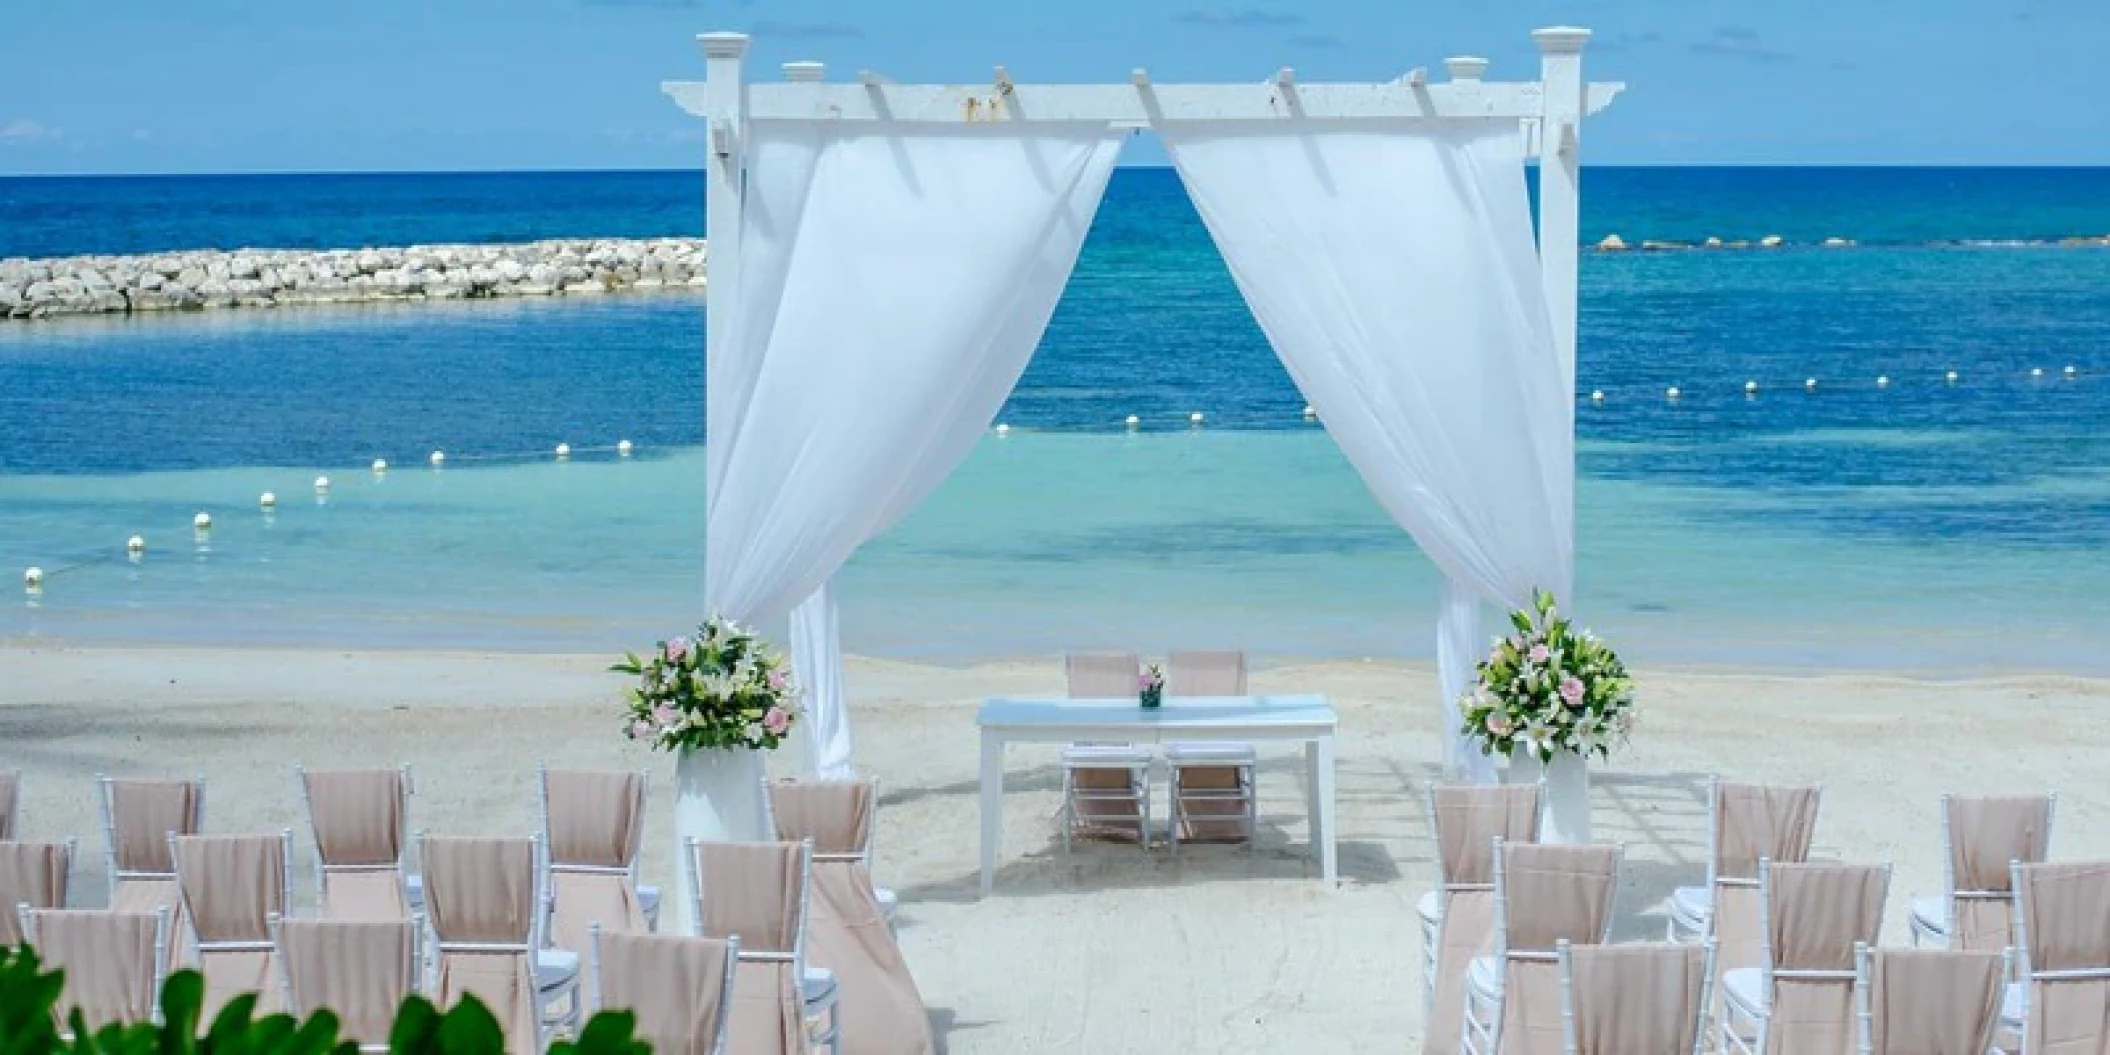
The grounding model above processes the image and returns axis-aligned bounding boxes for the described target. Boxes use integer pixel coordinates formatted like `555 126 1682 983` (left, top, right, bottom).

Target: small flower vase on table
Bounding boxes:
612 615 804 935
1139 665 1164 710
1459 590 1636 846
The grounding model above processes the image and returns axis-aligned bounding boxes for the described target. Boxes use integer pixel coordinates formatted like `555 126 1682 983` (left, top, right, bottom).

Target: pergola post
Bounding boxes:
699 32 749 411
1532 26 1589 401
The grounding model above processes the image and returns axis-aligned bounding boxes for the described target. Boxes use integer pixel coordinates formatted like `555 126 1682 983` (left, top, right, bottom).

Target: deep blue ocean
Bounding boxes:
0 168 2106 669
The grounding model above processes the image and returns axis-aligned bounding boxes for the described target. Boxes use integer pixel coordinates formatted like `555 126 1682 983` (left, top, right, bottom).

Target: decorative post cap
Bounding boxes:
1532 26 1592 54
698 32 750 59
783 60 825 82
1444 56 1490 82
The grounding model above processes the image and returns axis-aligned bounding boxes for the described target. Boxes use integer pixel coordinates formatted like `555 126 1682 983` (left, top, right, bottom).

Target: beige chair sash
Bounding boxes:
0 770 18 840
544 770 646 869
594 933 737 1055
1761 863 1889 1055
174 833 288 1016
107 778 202 874
1865 948 2003 1055
551 872 646 953
279 918 418 1049
1164 650 1246 696
30 909 162 1032
1562 942 1709 1055
0 841 70 946
423 836 540 1052
1944 795 2052 952
1715 783 1821 880
1422 786 1541 1055
727 960 806 1055
1491 844 1622 1055
807 860 937 1055
693 841 803 954
768 780 875 858
1064 653 1139 698
2015 861 2110 1055
305 769 406 866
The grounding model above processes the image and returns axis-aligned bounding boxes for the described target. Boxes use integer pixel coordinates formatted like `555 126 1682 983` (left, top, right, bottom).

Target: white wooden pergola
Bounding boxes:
657 32 1626 854
665 28 1621 417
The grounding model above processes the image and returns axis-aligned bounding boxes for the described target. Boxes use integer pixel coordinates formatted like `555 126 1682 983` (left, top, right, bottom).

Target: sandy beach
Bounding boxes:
3 645 2105 1051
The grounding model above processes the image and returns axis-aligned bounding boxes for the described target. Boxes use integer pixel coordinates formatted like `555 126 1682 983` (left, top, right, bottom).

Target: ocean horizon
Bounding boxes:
3 167 2107 673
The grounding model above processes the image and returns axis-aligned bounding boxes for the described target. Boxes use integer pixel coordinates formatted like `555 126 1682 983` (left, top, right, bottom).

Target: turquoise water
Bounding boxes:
2 169 2109 670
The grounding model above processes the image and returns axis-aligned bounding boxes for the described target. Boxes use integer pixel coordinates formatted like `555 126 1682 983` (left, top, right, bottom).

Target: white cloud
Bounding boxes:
0 119 59 145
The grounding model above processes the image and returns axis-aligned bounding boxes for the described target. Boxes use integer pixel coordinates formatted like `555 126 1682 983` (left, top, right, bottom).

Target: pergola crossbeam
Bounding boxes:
664 79 1622 130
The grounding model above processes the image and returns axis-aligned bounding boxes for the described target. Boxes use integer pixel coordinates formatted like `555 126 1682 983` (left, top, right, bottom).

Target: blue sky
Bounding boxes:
2 0 2105 174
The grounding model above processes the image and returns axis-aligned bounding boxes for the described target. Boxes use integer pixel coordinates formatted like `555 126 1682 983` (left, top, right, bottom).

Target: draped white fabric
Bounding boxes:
787 585 851 778
1160 119 1571 780
706 121 1123 775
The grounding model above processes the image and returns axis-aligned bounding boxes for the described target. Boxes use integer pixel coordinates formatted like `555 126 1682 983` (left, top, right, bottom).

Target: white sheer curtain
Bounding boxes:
707 121 1123 776
1160 119 1572 782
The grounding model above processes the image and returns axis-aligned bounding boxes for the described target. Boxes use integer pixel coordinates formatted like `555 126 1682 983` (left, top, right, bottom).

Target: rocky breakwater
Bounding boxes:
0 237 707 320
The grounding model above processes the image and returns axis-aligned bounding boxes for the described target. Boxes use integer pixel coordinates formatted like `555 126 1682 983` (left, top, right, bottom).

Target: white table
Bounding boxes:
976 694 1339 894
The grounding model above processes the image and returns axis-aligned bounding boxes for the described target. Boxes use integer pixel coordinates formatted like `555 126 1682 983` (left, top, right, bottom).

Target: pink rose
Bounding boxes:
768 670 787 691
629 719 653 741
666 636 690 660
1560 676 1585 705
653 704 677 726
1486 713 1514 736
763 706 790 735
1529 644 1552 664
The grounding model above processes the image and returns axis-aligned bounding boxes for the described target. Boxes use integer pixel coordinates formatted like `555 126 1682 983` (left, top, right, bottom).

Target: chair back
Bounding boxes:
1064 652 1139 698
1759 861 1890 1055
1557 940 1713 1055
102 776 204 878
1494 841 1623 1055
21 908 168 1032
1940 793 2053 952
591 929 740 1055
1710 781 1822 1018
0 840 71 946
419 835 543 1054
1856 945 2005 1055
0 769 19 839
301 766 410 920
766 779 876 861
1423 785 1542 1055
173 831 293 1016
1165 650 1247 696
688 839 809 959
2011 860 2110 1055
540 767 650 950
277 917 420 1048
687 840 812 1055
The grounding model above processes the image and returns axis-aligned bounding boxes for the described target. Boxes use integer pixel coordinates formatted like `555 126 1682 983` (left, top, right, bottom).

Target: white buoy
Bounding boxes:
1189 411 1205 424
994 423 1010 435
1946 370 1959 383
260 492 277 510
1666 387 1681 400
1590 390 1604 403
617 440 634 457
127 535 145 554
2065 365 2078 377
430 450 445 467
1125 415 1140 428
372 458 388 474
314 475 331 493
24 567 42 591
1877 376 1890 388
1744 380 1759 395
2031 368 2044 378
555 443 571 459
1806 378 1818 391
193 512 212 531
1301 405 1316 418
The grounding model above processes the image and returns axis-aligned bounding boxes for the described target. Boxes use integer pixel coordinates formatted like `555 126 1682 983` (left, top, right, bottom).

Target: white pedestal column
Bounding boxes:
672 746 768 934
1505 748 1593 844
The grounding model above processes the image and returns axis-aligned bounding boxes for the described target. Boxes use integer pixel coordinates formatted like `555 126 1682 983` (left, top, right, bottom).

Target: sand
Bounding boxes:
3 645 2106 1052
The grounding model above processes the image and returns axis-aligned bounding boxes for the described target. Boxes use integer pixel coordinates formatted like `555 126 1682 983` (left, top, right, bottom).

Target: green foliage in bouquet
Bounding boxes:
1458 590 1636 763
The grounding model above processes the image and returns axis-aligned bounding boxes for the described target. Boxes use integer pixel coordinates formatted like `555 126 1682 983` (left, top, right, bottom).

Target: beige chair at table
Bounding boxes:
1163 650 1258 851
1059 652 1152 851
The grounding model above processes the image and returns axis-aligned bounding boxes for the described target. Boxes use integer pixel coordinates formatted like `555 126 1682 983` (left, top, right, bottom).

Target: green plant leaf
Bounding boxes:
434 997 504 1055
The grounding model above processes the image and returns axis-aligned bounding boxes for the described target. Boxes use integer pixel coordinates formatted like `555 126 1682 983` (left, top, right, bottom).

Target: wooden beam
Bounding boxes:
664 78 1622 125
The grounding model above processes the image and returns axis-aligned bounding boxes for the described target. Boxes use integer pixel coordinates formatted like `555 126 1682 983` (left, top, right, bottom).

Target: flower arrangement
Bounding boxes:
1139 665 1164 709
1459 590 1635 763
613 616 803 752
